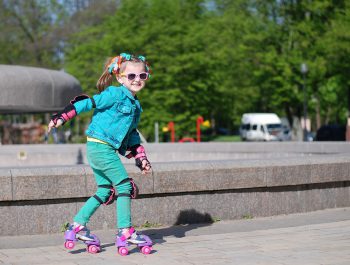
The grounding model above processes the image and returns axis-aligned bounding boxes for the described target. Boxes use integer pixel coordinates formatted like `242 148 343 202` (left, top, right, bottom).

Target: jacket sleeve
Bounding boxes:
92 87 119 110
73 98 94 114
127 129 141 148
73 87 118 114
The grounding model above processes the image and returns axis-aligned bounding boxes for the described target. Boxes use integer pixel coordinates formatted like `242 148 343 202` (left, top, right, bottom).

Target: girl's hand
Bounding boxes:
128 145 152 174
141 159 152 175
47 118 63 133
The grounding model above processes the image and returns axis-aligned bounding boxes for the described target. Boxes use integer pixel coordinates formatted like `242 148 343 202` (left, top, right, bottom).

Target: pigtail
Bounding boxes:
96 57 115 92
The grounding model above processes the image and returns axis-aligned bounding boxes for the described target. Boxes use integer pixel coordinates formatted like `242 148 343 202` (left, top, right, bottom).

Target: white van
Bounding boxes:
240 113 283 141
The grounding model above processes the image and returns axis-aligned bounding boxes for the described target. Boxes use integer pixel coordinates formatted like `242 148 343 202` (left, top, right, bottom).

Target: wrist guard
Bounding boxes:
51 105 76 125
126 145 151 171
51 94 91 125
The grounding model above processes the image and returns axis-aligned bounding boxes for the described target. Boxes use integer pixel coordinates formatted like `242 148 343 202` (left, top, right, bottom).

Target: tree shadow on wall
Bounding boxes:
143 209 214 244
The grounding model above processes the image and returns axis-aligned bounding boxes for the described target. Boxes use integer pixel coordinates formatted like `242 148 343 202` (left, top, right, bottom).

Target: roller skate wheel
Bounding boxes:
64 240 75 249
118 247 128 256
141 246 152 255
87 244 100 254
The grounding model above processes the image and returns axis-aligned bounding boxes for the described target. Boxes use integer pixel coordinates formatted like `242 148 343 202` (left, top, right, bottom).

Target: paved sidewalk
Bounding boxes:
1 208 350 265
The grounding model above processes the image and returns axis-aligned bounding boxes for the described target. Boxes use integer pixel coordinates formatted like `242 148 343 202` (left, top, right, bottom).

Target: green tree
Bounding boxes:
0 0 68 67
322 2 350 124
246 0 349 130
65 0 216 140
63 0 350 140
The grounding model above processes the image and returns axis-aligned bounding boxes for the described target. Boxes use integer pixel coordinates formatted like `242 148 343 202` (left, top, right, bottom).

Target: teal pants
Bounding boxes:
74 141 132 229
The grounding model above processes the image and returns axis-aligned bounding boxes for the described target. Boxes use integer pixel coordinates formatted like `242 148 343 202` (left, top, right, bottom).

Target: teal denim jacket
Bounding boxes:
73 85 142 155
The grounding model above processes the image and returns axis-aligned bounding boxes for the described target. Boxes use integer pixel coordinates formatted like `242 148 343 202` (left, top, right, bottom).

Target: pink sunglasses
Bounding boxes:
120 72 149 81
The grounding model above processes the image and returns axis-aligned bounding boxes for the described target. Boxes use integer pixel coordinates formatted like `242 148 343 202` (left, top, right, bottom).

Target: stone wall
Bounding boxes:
0 142 349 236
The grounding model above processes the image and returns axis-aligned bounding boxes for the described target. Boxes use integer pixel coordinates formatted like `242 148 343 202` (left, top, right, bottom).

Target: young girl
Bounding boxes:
48 53 153 255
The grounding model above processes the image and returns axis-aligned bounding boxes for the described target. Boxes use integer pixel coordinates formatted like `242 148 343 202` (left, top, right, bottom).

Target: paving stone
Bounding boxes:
1 208 350 265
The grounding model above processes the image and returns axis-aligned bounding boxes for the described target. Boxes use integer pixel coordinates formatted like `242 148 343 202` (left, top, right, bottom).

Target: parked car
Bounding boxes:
315 124 345 141
239 113 284 141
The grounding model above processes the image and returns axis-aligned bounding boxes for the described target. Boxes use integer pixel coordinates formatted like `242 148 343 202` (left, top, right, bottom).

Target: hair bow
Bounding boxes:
108 53 150 75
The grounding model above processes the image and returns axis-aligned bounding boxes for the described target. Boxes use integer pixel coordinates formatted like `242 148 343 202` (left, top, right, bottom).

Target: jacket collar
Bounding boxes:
119 85 136 101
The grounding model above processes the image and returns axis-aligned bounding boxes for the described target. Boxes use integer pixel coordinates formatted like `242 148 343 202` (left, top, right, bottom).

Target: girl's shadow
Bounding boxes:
142 209 214 244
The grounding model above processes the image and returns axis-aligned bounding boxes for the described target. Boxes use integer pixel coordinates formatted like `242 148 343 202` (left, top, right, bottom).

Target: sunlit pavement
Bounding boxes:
1 208 350 265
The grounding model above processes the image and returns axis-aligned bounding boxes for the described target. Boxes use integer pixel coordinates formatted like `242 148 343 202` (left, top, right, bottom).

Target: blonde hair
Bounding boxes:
96 56 148 92
96 57 114 92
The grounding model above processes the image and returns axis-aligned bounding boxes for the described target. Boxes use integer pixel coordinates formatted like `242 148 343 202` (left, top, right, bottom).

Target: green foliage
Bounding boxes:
0 0 69 68
64 0 261 140
137 220 162 229
1 0 350 140
211 135 241 142
60 222 70 233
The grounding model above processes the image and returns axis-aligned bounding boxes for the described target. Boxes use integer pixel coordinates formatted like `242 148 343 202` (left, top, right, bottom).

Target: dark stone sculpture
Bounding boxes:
0 65 82 113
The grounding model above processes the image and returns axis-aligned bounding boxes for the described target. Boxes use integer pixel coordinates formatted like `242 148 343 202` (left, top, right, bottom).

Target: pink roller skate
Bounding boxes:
64 223 101 254
116 227 153 256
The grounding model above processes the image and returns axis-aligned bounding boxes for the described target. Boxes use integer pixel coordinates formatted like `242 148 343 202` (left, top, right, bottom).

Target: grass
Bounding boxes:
210 135 241 142
136 221 162 229
213 217 221 222
242 214 253 220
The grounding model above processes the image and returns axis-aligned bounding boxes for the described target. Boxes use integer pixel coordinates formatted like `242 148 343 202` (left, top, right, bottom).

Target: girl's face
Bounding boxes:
117 62 148 96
